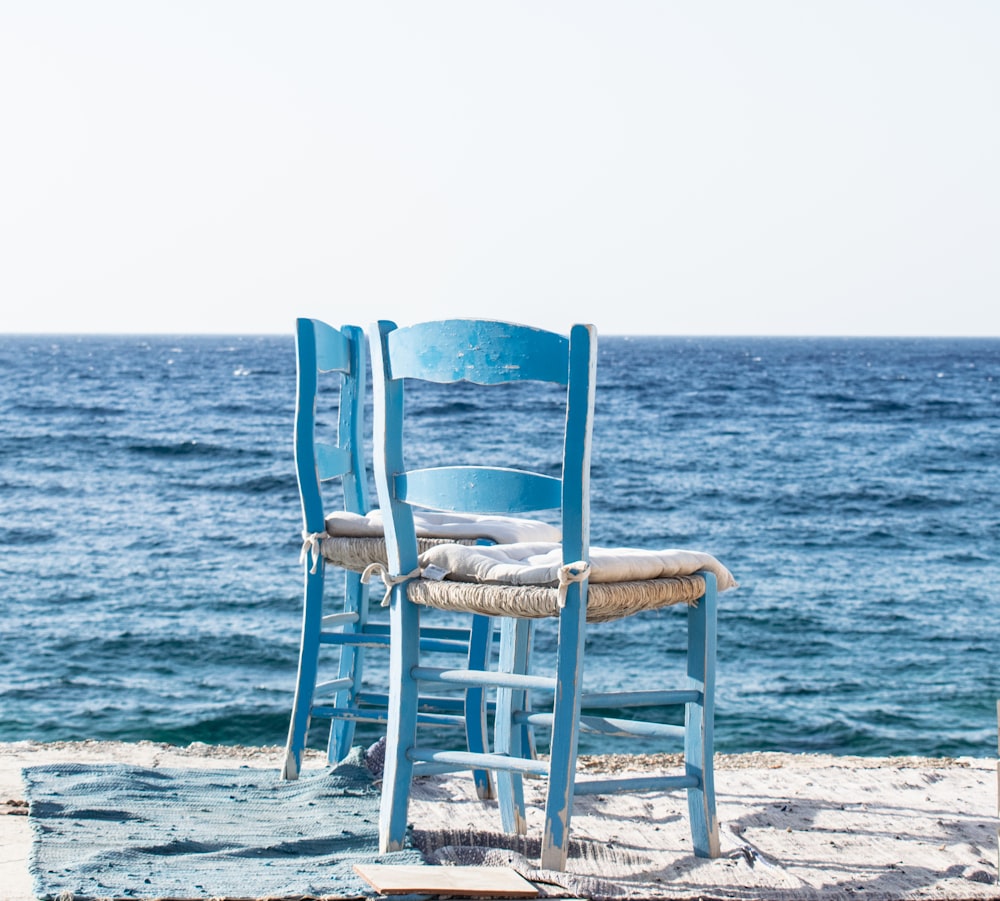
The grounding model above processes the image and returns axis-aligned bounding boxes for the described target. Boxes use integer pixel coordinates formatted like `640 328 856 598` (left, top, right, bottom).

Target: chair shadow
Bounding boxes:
410 774 998 900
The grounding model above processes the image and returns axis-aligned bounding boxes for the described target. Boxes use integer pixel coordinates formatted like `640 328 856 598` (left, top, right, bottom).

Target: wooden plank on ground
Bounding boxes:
353 863 538 897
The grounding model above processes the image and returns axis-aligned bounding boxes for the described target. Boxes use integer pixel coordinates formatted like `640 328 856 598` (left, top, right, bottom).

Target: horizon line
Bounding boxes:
2 331 999 341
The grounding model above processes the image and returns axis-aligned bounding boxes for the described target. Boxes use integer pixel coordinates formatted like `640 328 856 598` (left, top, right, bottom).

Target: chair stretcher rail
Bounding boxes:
411 665 557 692
407 747 551 777
514 711 687 739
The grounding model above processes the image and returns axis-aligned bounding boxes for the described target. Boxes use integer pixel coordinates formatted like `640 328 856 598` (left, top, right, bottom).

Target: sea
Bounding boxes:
1 334 998 759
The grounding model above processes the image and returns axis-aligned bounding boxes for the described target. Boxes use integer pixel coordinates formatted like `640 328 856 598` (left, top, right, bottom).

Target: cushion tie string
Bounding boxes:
557 561 591 608
300 531 328 575
361 563 423 607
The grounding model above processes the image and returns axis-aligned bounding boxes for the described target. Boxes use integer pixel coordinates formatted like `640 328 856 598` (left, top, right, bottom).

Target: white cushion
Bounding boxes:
417 541 737 591
325 509 560 544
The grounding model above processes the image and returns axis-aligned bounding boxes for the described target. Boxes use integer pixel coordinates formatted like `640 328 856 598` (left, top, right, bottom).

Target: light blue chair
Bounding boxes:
282 319 554 790
369 318 737 871
282 319 492 785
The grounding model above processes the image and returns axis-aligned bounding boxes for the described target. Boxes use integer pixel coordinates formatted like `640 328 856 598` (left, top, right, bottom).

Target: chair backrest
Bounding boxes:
368 318 598 579
294 318 369 534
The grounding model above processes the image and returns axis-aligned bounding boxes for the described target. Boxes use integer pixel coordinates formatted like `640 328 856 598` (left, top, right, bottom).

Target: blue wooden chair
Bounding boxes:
282 319 556 789
368 318 737 871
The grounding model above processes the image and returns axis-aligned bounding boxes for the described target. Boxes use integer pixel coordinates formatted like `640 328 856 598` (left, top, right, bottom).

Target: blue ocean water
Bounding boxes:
1 334 998 758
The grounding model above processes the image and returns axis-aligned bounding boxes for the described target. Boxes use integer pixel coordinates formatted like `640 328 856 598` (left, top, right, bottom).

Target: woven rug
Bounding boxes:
22 749 423 900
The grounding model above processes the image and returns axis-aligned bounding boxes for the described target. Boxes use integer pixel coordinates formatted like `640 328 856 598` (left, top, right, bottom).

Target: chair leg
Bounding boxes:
282 565 324 780
465 614 496 800
328 570 368 763
685 572 720 857
379 584 421 853
519 620 538 761
496 618 531 833
540 587 588 871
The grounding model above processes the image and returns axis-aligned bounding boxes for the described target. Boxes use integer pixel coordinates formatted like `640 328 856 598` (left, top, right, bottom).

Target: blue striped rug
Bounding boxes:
23 750 424 900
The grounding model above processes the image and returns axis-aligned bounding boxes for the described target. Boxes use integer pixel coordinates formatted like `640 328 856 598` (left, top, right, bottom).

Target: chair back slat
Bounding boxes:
385 319 571 385
396 466 562 515
312 319 354 372
315 444 354 482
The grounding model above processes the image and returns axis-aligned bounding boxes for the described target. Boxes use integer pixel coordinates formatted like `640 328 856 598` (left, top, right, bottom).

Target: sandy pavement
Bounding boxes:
1 740 996 900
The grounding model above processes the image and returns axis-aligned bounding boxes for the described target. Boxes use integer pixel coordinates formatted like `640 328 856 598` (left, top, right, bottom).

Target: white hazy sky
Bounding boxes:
2 2 998 336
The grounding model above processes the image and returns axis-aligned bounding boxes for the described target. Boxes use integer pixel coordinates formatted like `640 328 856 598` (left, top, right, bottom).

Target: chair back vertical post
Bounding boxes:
369 320 418 578
285 319 369 778
369 319 421 850
540 322 597 868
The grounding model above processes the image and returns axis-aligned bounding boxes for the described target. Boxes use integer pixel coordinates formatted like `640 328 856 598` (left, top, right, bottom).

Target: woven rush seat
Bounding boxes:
312 510 561 573
408 572 709 622
316 534 476 572
398 541 738 622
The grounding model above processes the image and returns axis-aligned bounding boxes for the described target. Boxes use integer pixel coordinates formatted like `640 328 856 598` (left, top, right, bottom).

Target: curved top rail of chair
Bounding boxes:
384 319 572 385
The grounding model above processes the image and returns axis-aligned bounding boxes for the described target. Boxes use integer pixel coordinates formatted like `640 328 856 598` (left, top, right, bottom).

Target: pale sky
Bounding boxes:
2 1 998 336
